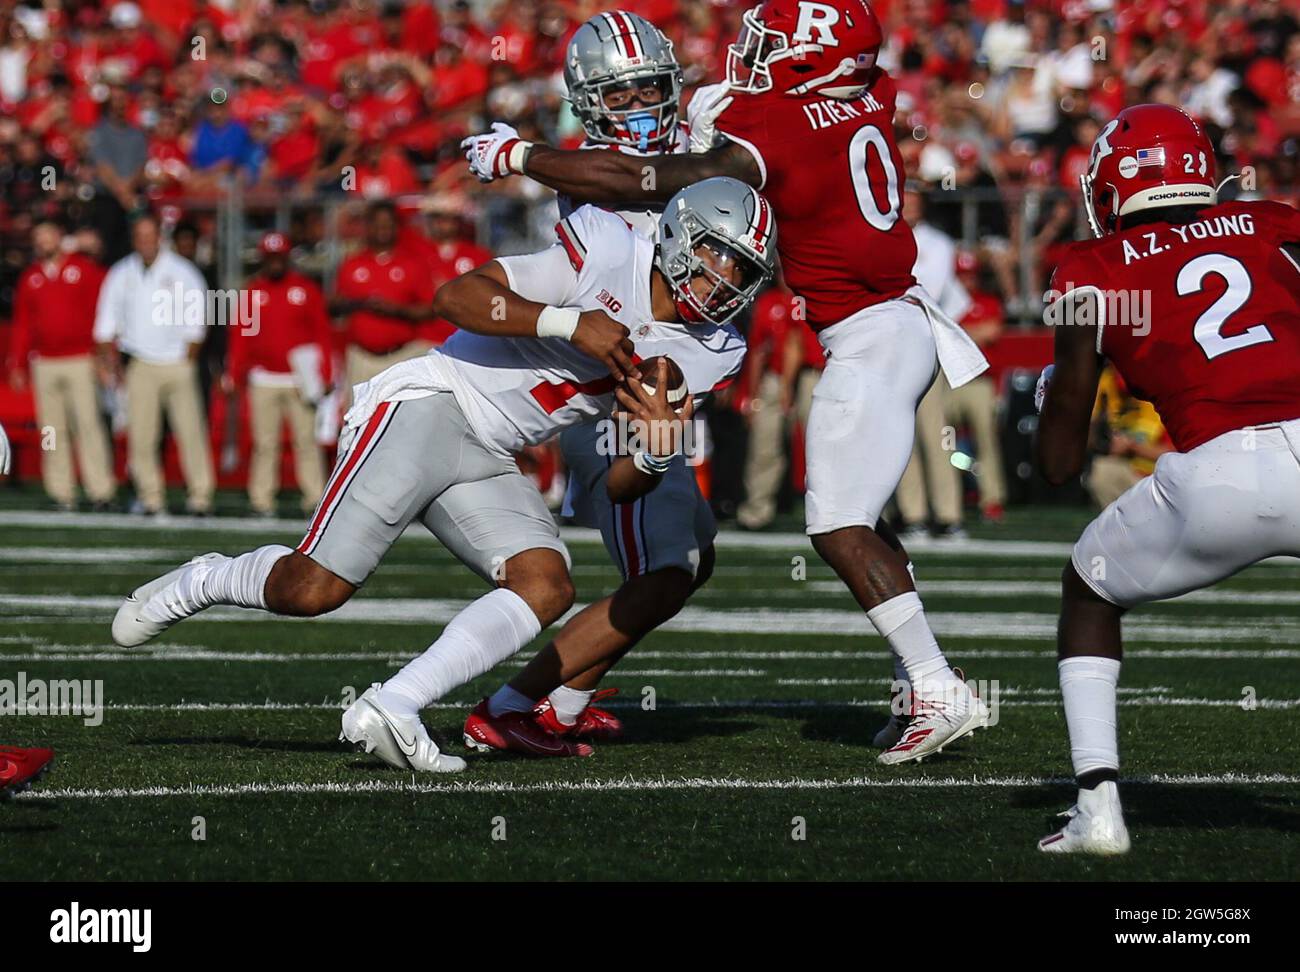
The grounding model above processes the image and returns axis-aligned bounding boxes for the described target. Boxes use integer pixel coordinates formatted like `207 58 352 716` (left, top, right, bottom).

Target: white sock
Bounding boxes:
1058 656 1121 777
380 588 542 715
487 685 536 718
867 592 954 690
146 545 291 623
547 685 595 726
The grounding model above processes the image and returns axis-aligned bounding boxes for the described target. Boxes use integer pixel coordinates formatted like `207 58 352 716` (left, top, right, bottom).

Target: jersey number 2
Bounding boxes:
847 125 901 232
1177 253 1274 361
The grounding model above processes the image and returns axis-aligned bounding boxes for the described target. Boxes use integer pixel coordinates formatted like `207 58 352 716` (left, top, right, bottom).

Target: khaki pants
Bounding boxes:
737 369 817 529
126 358 215 513
1087 455 1140 508
30 354 116 505
346 340 433 392
896 377 961 527
247 382 325 514
946 375 1006 508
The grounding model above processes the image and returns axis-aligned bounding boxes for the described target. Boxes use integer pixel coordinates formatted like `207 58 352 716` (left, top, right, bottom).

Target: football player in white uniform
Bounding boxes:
474 11 743 749
110 176 775 772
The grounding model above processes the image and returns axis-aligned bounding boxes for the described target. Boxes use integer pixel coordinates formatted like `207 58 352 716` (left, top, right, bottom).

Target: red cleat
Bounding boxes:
463 701 594 758
0 746 54 799
981 502 1005 524
534 688 624 740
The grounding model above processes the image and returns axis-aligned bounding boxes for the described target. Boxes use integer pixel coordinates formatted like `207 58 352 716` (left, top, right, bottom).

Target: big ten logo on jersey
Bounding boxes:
597 288 623 314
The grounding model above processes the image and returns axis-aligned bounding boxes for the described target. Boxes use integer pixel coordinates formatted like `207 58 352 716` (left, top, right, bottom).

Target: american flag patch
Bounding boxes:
1135 147 1165 168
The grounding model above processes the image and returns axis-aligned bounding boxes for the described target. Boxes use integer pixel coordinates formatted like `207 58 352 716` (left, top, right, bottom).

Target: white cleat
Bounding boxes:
112 552 227 647
877 677 989 765
1039 781 1131 856
340 686 467 774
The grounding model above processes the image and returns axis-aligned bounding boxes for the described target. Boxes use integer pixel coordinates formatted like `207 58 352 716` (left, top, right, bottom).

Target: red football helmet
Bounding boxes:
726 0 882 98
1082 104 1218 237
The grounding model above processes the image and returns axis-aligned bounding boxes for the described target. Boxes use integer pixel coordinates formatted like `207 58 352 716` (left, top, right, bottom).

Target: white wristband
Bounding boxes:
536 305 581 341
632 451 674 476
507 140 534 175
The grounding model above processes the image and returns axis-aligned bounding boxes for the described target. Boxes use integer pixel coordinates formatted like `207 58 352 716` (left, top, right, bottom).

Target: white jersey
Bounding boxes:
557 130 689 239
344 205 745 457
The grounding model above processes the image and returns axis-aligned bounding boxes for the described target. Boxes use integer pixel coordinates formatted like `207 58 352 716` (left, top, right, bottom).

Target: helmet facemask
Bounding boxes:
726 7 791 93
661 225 771 326
576 71 680 151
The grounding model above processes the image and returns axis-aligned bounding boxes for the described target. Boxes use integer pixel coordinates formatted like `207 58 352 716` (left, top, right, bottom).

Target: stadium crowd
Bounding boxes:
0 0 1297 529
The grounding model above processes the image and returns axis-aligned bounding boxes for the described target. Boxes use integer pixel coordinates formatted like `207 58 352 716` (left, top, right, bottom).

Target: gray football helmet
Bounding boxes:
656 177 777 327
563 11 683 152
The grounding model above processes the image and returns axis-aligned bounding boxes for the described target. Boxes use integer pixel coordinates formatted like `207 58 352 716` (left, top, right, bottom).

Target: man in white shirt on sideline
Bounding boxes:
896 186 973 541
94 214 215 515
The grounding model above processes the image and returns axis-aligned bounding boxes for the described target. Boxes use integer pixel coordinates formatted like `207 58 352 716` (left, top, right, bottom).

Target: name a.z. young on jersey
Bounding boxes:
1121 212 1257 265
800 91 886 131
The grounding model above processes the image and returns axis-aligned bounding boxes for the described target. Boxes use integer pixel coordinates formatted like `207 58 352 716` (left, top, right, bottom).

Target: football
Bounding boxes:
632 354 689 408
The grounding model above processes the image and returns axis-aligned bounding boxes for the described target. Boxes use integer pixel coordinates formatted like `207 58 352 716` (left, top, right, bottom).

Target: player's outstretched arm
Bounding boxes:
524 141 761 204
435 260 638 379
1036 293 1104 486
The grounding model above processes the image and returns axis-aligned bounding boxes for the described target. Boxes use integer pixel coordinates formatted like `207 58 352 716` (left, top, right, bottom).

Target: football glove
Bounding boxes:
461 122 532 183
1034 364 1055 414
687 82 734 154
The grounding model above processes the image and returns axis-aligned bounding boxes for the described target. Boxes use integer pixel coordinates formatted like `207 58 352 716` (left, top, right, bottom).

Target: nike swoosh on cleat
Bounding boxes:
506 726 564 755
370 703 418 757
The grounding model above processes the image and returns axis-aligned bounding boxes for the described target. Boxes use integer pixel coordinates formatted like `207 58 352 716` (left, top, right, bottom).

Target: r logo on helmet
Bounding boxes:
794 2 841 46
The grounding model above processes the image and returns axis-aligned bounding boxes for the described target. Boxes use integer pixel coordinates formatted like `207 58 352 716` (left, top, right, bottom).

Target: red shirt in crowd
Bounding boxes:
9 253 106 367
398 227 489 345
226 270 333 386
334 248 433 354
747 288 827 377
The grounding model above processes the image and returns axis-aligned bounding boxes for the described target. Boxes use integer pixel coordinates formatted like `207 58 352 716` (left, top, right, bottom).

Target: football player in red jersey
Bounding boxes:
1036 104 1300 855
462 0 993 764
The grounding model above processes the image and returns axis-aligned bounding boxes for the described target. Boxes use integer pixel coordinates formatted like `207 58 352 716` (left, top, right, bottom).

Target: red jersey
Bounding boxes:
1051 200 1300 452
9 254 106 366
714 71 917 330
227 271 333 386
335 248 433 354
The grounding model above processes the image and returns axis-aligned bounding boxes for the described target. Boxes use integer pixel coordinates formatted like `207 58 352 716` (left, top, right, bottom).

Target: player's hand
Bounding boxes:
571 309 637 381
1034 364 1054 413
219 372 237 396
615 358 694 457
687 82 733 154
461 122 531 183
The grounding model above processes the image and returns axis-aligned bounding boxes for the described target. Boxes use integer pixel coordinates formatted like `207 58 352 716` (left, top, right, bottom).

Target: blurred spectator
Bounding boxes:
331 200 435 388
949 248 1007 523
224 232 330 517
8 221 115 511
897 187 972 540
1086 366 1173 509
88 85 148 263
400 192 490 347
735 282 822 531
93 214 214 515
188 95 261 192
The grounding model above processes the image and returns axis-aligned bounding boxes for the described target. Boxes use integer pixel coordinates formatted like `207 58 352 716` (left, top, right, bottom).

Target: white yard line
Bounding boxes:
15 771 1300 802
5 645 1300 661
9 594 1300 644
29 696 1300 713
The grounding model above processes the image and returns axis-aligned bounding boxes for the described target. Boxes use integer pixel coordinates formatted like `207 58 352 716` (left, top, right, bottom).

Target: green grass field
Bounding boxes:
2 497 1297 881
